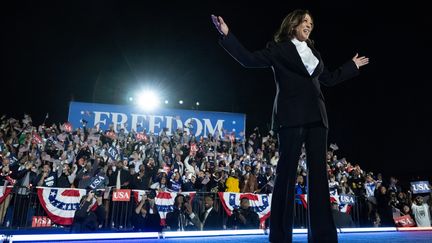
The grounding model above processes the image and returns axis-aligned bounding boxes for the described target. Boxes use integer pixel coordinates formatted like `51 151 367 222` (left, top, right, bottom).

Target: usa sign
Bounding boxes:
411 181 431 194
112 189 131 202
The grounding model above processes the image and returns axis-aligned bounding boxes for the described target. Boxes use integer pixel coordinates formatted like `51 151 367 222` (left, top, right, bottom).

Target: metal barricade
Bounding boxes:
0 188 363 231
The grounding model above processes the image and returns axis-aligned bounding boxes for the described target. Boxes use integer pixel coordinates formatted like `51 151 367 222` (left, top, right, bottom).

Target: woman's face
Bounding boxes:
293 14 313 41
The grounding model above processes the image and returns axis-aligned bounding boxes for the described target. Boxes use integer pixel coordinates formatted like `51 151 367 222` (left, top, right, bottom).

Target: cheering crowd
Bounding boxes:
0 114 431 231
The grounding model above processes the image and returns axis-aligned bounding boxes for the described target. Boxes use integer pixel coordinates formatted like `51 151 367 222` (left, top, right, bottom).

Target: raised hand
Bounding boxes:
211 14 229 36
352 53 369 69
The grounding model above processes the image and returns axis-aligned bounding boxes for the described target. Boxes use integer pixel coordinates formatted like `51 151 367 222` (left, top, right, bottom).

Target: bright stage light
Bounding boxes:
136 90 160 110
179 100 183 105
196 101 200 106
164 100 169 104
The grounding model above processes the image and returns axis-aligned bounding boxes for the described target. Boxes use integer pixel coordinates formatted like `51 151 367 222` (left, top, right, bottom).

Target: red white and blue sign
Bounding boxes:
132 190 196 226
37 187 95 225
218 192 272 228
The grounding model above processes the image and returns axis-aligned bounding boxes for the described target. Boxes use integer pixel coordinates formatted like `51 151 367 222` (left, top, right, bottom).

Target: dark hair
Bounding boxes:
147 190 156 199
204 194 214 201
274 9 314 46
174 194 186 207
240 197 249 203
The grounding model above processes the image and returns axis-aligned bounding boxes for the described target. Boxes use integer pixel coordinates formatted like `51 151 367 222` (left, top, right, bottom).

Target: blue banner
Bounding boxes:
68 101 246 140
339 194 355 205
411 181 431 194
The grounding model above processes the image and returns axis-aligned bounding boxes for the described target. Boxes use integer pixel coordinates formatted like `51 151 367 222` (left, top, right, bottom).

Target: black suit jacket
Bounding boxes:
200 208 223 230
108 168 131 189
219 32 359 129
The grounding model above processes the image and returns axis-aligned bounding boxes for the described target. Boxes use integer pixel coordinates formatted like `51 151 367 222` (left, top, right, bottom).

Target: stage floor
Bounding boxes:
3 230 432 243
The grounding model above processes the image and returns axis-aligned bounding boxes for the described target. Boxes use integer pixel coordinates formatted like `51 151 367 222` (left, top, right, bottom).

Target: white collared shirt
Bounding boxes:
291 37 319 75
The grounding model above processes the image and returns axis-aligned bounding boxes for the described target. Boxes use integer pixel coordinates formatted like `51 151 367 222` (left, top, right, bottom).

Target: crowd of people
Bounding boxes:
0 114 431 231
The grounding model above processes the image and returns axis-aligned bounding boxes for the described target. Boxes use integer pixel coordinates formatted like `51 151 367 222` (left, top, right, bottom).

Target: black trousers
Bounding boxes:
269 123 337 243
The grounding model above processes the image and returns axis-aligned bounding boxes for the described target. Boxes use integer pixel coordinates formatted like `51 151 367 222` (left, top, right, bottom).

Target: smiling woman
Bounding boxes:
273 10 314 43
211 8 369 243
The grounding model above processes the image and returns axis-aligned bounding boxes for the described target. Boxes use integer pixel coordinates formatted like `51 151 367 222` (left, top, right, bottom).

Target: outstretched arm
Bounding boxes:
319 53 369 87
352 53 369 69
211 15 229 36
211 14 273 68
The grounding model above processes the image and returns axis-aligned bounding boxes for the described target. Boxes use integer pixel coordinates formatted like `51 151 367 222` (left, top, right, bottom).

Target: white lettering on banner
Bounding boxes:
111 113 128 132
412 183 430 192
394 215 416 227
113 189 131 201
164 116 175 135
174 117 183 133
203 119 224 137
90 111 228 137
94 111 111 127
131 113 147 133
148 115 164 134
184 118 203 136
340 195 355 204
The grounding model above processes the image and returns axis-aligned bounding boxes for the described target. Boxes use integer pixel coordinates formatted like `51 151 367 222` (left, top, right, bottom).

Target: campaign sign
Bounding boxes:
394 214 415 227
68 101 246 140
32 216 52 227
112 189 131 202
411 181 431 194
339 194 355 205
88 175 106 190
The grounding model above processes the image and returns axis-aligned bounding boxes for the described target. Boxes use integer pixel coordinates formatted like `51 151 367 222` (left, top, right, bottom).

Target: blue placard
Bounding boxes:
339 194 355 205
68 101 246 140
411 181 431 194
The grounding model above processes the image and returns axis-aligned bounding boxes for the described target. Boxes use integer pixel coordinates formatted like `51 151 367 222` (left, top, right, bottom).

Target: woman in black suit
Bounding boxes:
211 9 368 243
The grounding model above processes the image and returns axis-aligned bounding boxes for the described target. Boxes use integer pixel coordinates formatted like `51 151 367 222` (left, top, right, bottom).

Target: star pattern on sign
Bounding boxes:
62 204 67 209
230 194 236 200
263 197 267 202
50 191 57 197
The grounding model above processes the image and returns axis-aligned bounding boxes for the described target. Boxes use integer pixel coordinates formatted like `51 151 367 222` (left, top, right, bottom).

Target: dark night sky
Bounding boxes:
2 1 431 181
